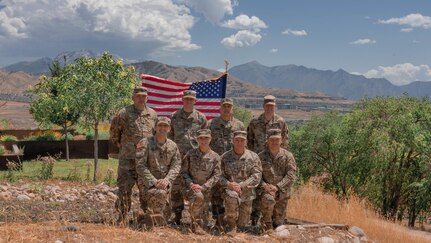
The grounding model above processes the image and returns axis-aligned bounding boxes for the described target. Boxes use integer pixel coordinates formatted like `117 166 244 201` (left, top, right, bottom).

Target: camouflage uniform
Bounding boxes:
258 146 296 228
220 131 262 231
247 96 289 153
247 95 289 225
110 92 157 219
181 136 221 227
169 92 208 223
135 134 182 221
208 98 245 226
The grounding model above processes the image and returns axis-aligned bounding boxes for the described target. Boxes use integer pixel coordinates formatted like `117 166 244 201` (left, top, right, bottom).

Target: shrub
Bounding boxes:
39 156 55 179
0 145 5 155
28 133 58 141
0 135 18 142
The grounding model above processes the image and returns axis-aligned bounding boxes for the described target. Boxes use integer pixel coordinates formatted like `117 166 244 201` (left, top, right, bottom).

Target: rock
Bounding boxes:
107 192 117 199
318 237 335 243
275 225 287 232
17 194 31 200
0 191 12 200
55 240 63 243
63 225 81 232
276 229 290 239
349 226 366 237
297 225 305 230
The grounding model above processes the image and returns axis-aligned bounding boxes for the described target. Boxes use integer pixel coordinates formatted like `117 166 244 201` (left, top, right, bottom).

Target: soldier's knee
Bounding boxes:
193 191 205 203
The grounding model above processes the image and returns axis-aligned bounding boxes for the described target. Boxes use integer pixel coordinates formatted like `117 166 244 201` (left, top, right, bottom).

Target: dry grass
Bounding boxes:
289 185 431 243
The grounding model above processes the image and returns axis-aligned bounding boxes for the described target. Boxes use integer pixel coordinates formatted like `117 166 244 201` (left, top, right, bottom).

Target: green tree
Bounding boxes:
29 60 80 161
291 96 431 227
234 106 252 127
71 52 136 182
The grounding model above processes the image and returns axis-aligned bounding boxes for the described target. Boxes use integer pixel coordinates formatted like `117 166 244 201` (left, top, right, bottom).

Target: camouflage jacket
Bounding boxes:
110 105 157 159
258 148 296 198
220 149 262 201
169 108 208 155
209 117 245 155
182 148 221 191
247 113 288 153
135 136 182 189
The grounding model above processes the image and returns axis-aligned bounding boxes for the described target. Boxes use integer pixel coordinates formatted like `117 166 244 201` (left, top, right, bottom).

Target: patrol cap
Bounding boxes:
156 117 171 126
233 130 247 139
221 98 234 105
267 128 282 139
133 87 148 96
183 90 197 99
264 95 276 105
196 129 212 138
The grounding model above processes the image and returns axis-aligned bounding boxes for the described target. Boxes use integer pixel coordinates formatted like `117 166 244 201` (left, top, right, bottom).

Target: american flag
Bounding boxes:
141 74 227 119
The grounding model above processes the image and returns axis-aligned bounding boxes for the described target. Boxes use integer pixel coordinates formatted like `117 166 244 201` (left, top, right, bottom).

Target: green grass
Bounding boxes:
0 158 119 183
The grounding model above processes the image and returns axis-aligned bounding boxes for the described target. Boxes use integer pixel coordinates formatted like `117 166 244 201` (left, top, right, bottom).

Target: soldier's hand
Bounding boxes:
191 183 202 193
228 182 242 194
264 184 278 196
156 179 169 190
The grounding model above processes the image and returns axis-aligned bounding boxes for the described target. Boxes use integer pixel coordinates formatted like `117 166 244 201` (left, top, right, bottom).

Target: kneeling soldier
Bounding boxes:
181 129 221 234
220 130 262 235
136 117 182 226
258 129 296 230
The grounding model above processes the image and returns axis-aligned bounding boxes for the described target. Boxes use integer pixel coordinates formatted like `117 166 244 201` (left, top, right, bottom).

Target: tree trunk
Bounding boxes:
93 120 99 182
408 209 417 228
64 122 70 161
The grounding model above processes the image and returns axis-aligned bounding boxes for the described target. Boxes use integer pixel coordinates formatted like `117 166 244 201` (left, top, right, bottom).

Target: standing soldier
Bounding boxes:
110 87 157 224
258 129 296 230
181 129 221 234
219 130 262 235
135 117 182 226
247 95 289 225
208 98 245 227
169 90 208 224
247 95 288 153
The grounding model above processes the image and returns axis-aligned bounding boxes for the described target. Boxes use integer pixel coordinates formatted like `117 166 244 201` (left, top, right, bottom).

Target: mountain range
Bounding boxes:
3 50 429 101
229 61 431 100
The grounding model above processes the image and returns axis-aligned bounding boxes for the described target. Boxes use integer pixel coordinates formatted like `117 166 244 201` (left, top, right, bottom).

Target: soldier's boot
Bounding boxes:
224 221 237 237
116 212 128 226
251 209 260 226
193 220 207 235
215 213 224 230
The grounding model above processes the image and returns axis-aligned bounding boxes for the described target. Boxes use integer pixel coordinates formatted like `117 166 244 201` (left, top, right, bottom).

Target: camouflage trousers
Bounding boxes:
170 176 184 222
223 189 253 229
211 185 225 224
115 159 145 217
142 187 171 220
181 189 210 226
259 191 289 227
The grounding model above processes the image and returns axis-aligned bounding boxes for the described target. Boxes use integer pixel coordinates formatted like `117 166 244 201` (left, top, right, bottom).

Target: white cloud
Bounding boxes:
176 0 235 24
282 29 307 36
0 0 200 55
360 63 431 85
221 15 267 31
400 28 413 32
379 13 431 29
350 38 376 45
270 48 278 53
221 30 261 48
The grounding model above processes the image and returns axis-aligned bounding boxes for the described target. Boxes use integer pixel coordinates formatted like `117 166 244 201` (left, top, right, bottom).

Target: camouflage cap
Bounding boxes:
183 90 197 99
267 128 282 139
196 129 212 138
221 98 234 106
156 117 171 126
133 87 148 96
233 130 247 139
264 95 276 105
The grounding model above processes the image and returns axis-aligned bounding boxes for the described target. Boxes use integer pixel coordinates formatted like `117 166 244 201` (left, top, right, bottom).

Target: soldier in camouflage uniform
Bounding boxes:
247 95 289 225
247 95 289 153
208 98 245 227
220 130 262 234
110 87 157 224
257 129 296 230
169 90 208 224
181 129 221 234
135 117 182 226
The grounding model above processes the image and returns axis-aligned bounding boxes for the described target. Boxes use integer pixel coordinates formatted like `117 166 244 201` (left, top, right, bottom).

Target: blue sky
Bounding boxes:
0 0 430 85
